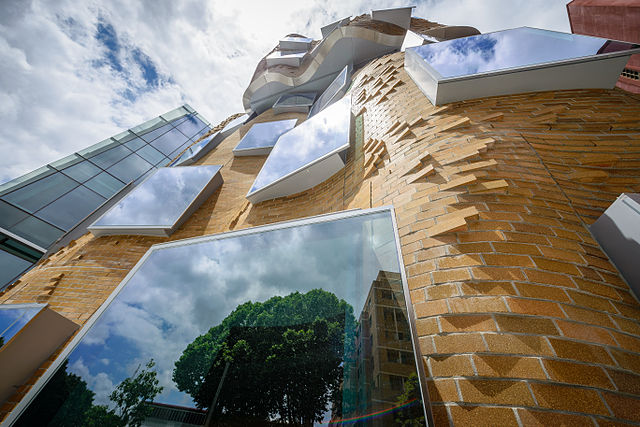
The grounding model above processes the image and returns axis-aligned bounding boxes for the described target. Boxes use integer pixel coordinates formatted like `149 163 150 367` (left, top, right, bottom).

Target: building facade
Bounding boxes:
1 7 640 427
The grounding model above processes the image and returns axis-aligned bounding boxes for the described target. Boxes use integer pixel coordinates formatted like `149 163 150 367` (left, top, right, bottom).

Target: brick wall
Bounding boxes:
2 52 640 425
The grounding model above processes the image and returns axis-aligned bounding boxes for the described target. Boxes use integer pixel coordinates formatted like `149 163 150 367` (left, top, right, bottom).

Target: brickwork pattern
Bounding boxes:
2 51 640 425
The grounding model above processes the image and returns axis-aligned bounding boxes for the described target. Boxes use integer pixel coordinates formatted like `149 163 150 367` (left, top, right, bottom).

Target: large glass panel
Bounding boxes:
148 128 188 156
0 251 34 291
124 137 146 152
412 27 640 79
0 200 29 230
130 117 167 137
49 154 83 171
308 65 350 118
136 144 166 166
0 166 57 197
88 145 132 170
174 115 208 139
84 172 126 199
10 216 64 248
35 186 106 230
61 161 102 183
106 154 153 184
2 173 79 213
249 96 351 196
19 209 426 426
234 119 298 155
138 123 173 143
91 165 222 230
77 138 119 159
0 304 43 346
160 105 190 123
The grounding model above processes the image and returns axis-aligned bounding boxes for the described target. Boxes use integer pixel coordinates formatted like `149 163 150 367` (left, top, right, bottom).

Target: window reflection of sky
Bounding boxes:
413 27 636 79
249 96 351 195
234 119 297 152
92 165 221 228
308 65 349 118
66 211 400 410
0 305 43 344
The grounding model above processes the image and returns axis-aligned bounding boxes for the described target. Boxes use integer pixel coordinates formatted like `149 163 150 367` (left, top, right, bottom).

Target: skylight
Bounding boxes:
233 119 297 157
247 96 352 204
13 207 428 426
405 27 640 105
308 64 351 118
88 166 223 237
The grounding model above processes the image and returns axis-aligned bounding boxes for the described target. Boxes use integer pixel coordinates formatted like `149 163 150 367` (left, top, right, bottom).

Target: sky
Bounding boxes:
0 0 571 184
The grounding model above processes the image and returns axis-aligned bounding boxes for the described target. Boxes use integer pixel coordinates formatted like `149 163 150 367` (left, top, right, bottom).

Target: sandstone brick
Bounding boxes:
473 355 546 379
516 409 595 426
506 297 564 318
543 359 613 389
555 320 616 346
415 299 449 318
606 368 640 395
438 254 483 269
426 283 460 300
484 333 554 356
516 282 571 303
482 253 535 268
416 317 439 336
458 379 534 405
426 379 459 402
471 266 526 281
524 269 576 288
530 383 610 415
433 333 487 354
449 296 508 313
447 405 519 427
532 257 581 275
433 268 472 284
601 392 640 423
495 314 560 335
439 314 497 333
428 354 474 377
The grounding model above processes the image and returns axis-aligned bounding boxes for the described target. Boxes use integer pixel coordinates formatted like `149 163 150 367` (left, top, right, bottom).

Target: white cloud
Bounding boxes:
0 0 571 183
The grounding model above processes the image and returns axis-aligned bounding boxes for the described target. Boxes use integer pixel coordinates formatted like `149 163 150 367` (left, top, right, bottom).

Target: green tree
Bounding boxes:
395 373 425 427
173 289 357 424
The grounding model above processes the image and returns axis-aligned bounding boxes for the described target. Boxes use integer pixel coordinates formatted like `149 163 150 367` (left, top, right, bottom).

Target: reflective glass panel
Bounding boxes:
412 27 640 79
61 161 102 183
19 209 426 426
2 173 79 213
92 165 222 229
130 117 167 137
0 200 29 230
221 114 248 132
0 166 56 197
106 154 153 184
0 251 34 291
84 172 125 199
35 186 105 230
308 65 350 118
149 128 188 155
0 304 43 346
124 137 146 152
250 96 351 195
136 144 166 166
173 133 217 165
234 119 297 153
10 216 64 248
174 115 208 139
139 123 173 143
89 145 132 170
49 154 83 170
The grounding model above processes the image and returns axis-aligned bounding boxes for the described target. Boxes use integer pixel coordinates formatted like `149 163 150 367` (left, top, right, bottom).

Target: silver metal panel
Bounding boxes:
371 6 414 29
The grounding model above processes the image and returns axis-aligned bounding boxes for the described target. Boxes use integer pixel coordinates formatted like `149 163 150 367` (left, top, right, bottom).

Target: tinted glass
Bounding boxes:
136 144 166 165
2 173 78 213
35 186 105 230
235 119 298 153
148 128 187 155
309 65 350 117
84 172 126 199
139 123 173 143
92 165 222 228
249 96 351 195
124 137 146 152
173 133 217 165
0 251 34 291
106 154 153 184
174 115 208 139
0 200 29 229
412 27 640 79
0 305 43 345
20 209 426 426
89 145 132 170
167 140 193 160
61 161 102 183
10 216 64 248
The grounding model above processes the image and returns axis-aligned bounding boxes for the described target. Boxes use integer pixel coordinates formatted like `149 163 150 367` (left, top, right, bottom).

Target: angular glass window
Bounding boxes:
278 36 313 51
130 117 168 138
84 172 125 199
173 132 220 166
136 144 166 166
0 166 56 197
405 27 640 105
123 137 146 152
88 144 132 170
2 173 79 213
139 123 173 143
0 200 29 230
272 93 315 114
34 186 106 230
9 216 64 249
0 304 44 346
233 119 297 157
89 165 223 237
247 96 352 204
148 128 188 156
174 114 208 139
308 64 351 118
0 250 34 290
61 161 102 183
265 50 308 67
15 207 427 426
106 154 154 184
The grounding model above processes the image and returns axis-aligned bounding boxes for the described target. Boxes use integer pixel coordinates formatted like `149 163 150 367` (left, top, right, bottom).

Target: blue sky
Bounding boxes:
0 0 571 184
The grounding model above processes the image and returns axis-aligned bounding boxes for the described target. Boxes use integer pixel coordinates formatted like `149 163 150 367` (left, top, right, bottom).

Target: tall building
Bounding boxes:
1 6 640 426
